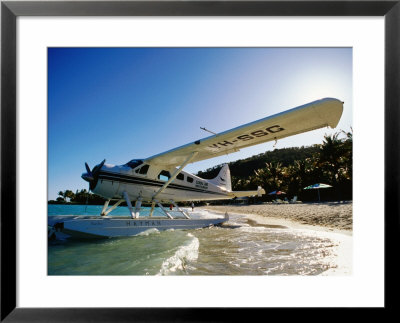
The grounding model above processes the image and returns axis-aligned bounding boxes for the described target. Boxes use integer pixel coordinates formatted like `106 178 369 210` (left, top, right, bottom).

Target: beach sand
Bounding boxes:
200 201 352 235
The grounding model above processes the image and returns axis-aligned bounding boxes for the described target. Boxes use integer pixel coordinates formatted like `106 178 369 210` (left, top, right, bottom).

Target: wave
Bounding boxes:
157 233 199 275
136 228 160 236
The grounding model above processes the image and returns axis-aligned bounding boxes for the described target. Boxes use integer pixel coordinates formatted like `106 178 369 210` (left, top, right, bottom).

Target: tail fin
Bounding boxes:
209 164 232 191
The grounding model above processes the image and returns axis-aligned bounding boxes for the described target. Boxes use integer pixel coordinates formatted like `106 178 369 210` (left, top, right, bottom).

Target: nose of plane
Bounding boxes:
81 162 94 182
81 159 105 190
81 173 94 182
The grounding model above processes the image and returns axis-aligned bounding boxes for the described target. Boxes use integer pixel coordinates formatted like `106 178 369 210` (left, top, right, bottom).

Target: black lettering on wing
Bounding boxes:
208 125 284 149
208 143 220 149
237 134 253 141
218 141 233 147
267 125 285 133
251 130 269 137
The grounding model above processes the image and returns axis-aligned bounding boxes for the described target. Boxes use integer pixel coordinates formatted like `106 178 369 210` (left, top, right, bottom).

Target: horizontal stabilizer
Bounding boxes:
230 186 266 198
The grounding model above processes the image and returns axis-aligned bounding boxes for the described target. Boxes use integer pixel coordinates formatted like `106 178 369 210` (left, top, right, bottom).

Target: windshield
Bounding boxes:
125 159 143 169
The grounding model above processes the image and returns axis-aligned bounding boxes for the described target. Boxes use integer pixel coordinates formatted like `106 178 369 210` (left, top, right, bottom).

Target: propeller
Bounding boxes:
81 159 106 191
83 162 94 181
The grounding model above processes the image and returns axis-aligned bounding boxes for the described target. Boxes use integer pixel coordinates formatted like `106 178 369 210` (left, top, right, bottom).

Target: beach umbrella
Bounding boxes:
268 190 286 195
268 190 286 201
303 183 332 202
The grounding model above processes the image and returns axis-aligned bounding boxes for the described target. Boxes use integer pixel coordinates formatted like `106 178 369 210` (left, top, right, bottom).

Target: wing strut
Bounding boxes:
100 198 124 216
152 151 198 200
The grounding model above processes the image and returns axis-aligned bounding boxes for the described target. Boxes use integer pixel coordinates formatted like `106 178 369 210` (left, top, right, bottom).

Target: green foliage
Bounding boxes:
197 146 320 179
197 130 353 201
50 189 106 205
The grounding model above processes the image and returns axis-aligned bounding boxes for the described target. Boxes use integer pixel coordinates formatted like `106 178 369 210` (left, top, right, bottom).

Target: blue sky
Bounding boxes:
48 47 352 200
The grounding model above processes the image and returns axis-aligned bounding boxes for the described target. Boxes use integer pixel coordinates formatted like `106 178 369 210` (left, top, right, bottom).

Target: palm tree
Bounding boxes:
64 190 75 203
57 190 65 202
254 162 285 193
340 128 353 181
287 157 318 195
73 189 90 204
318 132 349 200
232 176 247 191
319 133 344 164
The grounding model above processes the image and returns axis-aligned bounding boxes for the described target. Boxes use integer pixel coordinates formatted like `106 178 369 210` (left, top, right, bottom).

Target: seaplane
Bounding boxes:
49 98 343 239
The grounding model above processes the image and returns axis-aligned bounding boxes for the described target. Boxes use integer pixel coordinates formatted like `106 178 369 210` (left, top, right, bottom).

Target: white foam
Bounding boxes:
289 227 352 276
157 233 200 275
185 208 224 220
136 228 160 236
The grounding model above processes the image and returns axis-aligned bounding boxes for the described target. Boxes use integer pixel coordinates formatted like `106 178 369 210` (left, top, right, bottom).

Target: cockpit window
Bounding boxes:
135 164 149 175
125 159 143 169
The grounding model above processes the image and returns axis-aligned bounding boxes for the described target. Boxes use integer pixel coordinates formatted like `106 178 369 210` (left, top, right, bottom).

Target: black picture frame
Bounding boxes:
1 1 398 321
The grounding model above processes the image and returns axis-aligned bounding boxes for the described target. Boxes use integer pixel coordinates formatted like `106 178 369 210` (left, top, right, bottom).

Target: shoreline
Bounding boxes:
200 202 353 275
199 201 352 236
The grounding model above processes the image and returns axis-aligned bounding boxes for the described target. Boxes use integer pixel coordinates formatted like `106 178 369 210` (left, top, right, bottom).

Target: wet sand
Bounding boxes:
200 201 352 235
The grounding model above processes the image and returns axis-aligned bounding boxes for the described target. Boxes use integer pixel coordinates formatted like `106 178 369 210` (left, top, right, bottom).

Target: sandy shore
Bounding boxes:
200 201 352 235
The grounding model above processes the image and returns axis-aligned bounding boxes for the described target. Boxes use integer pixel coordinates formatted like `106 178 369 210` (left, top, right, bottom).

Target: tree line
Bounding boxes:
197 130 352 202
48 189 106 204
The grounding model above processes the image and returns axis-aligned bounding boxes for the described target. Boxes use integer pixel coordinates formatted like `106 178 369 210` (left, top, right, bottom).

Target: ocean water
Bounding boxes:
48 205 351 275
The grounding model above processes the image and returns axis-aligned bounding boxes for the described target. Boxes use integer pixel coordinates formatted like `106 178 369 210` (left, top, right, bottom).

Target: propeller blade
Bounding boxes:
99 159 106 169
91 159 106 175
85 162 91 174
82 162 94 182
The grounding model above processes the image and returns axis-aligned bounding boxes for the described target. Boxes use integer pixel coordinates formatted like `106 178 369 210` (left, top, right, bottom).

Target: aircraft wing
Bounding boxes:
144 98 343 168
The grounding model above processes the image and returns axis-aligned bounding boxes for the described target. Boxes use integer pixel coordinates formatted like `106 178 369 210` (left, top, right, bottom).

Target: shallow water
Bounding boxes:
48 205 351 275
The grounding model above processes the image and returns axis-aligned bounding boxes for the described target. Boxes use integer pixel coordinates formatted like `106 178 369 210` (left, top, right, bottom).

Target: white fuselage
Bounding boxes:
92 163 230 203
